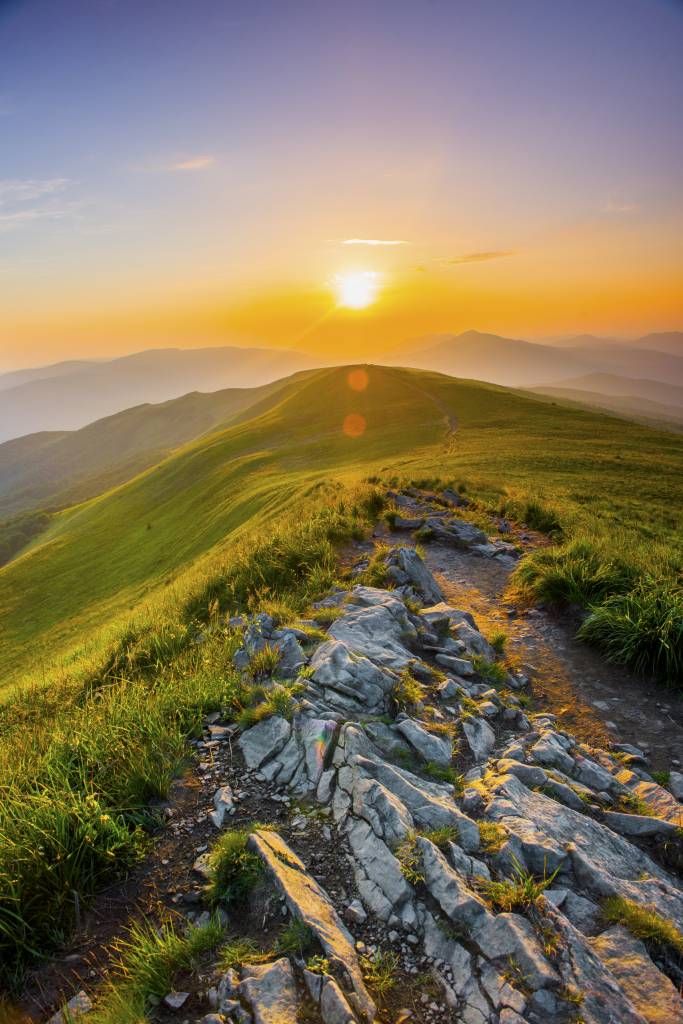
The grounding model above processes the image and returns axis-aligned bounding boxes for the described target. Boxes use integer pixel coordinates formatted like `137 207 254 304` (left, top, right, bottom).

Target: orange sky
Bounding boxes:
1 0 682 369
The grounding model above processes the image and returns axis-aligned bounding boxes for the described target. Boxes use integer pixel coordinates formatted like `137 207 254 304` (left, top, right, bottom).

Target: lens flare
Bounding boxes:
347 368 369 391
343 413 366 438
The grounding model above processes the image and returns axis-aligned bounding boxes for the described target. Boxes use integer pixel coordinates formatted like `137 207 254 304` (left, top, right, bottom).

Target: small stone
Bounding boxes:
163 991 190 1010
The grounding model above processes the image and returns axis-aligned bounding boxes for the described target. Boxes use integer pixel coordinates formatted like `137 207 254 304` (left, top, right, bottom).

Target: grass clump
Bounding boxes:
277 917 316 956
236 681 303 729
206 827 263 907
602 895 683 955
422 762 464 792
476 859 559 912
248 644 281 679
396 833 425 885
477 821 508 854
360 949 400 1005
577 578 683 684
472 655 509 687
218 936 269 970
89 916 224 1024
359 542 392 588
488 631 508 656
310 605 344 627
513 539 635 608
391 668 424 712
420 826 459 849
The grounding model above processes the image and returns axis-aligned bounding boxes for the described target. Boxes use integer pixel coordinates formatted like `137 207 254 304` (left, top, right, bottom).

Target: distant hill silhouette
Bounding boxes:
0 346 317 443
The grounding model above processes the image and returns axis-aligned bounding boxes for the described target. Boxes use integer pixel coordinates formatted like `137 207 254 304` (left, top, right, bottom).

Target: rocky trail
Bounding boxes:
15 490 683 1024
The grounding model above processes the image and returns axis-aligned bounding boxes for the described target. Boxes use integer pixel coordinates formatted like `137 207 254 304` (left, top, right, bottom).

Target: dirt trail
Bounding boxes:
384 529 683 771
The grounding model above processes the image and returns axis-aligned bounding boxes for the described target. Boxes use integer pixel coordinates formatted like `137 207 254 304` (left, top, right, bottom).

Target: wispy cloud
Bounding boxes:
342 238 409 246
603 197 637 214
444 250 515 265
0 178 71 204
171 155 215 171
0 178 77 231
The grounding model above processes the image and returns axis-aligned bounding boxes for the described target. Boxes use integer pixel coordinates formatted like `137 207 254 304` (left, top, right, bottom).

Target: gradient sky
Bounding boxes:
1 0 682 369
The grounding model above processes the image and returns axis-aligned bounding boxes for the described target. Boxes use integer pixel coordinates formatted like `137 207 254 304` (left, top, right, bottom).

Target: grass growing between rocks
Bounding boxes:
206 828 265 908
360 950 400 1006
477 860 559 913
602 896 683 956
88 916 224 1024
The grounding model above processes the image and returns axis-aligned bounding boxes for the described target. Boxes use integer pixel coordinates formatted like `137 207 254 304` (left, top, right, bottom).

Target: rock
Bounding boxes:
238 716 291 768
396 718 453 765
210 784 235 828
590 924 683 1023
320 975 359 1024
496 760 547 789
310 640 396 714
47 992 92 1024
345 898 367 924
239 958 299 1023
163 991 190 1010
435 653 475 675
602 811 681 838
442 487 469 508
275 632 307 678
386 547 444 603
528 732 575 774
670 771 683 801
248 830 376 1021
462 716 496 763
425 516 487 548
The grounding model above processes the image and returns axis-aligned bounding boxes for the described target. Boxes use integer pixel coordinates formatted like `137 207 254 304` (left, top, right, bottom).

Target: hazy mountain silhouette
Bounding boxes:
0 346 317 443
392 330 683 388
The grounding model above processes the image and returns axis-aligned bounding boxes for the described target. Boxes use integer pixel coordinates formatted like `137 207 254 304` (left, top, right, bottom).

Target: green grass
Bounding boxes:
88 916 224 1024
476 859 559 912
360 949 400 1005
391 668 425 712
602 895 683 956
206 827 264 907
0 363 681 985
577 578 683 682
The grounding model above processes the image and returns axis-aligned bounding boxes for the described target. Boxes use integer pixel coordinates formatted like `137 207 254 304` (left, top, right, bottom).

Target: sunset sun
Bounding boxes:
334 271 380 309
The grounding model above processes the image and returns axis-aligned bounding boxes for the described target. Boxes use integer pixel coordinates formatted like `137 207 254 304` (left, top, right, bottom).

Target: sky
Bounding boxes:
1 0 682 370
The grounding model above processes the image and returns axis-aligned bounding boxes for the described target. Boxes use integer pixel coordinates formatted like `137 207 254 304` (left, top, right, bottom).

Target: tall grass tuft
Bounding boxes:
578 578 683 683
513 539 636 607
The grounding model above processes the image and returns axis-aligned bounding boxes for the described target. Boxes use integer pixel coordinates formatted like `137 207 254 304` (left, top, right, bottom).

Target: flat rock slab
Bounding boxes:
248 829 376 1022
240 958 299 1024
590 924 683 1024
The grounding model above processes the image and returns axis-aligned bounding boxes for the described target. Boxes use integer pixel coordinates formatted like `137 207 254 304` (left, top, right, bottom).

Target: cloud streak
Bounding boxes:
171 156 215 171
342 238 409 246
445 250 515 265
0 178 71 204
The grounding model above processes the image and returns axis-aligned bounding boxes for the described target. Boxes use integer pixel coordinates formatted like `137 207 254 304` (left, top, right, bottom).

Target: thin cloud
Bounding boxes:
171 156 215 171
603 198 637 214
342 238 409 246
445 250 515 265
0 178 71 204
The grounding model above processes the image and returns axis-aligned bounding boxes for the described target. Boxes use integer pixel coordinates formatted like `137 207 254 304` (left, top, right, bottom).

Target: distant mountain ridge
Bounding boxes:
0 345 317 443
390 329 683 388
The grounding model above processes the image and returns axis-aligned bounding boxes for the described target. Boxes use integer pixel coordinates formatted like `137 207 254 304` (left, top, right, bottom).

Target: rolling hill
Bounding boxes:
0 364 681 692
0 376 295 520
0 345 317 443
529 373 683 431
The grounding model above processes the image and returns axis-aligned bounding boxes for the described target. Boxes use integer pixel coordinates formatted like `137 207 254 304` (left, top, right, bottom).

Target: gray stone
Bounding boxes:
462 716 496 763
670 770 683 801
435 653 475 675
239 958 299 1023
209 784 235 828
602 811 681 838
396 718 452 765
163 991 190 1010
387 547 443 603
238 716 291 768
47 992 92 1024
528 732 575 774
590 924 683 1023
320 976 359 1024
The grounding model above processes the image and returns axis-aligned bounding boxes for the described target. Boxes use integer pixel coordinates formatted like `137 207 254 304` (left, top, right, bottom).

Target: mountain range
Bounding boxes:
0 345 316 443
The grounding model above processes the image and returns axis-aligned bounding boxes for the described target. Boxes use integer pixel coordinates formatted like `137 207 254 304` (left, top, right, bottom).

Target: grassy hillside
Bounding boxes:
0 364 681 693
0 376 293 519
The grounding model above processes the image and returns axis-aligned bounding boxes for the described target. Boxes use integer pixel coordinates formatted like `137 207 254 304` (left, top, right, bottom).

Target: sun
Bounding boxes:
333 271 380 309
